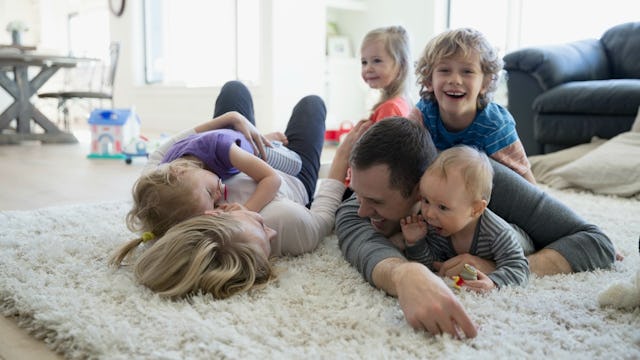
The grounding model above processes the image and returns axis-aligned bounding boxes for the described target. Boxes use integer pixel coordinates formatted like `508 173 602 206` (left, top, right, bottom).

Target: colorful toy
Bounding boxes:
446 264 478 291
122 135 150 164
324 121 353 145
87 108 140 159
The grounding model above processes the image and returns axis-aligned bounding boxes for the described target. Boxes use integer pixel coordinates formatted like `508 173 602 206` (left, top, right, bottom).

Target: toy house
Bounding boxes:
87 109 140 159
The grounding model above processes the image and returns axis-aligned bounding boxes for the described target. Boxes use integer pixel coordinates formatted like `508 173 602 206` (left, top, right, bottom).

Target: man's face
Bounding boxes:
349 164 419 237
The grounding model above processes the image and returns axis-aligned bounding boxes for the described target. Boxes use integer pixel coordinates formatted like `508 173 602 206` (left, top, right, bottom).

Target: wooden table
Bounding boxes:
0 52 94 144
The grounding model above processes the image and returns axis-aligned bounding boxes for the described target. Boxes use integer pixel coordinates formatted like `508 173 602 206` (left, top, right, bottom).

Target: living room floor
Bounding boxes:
0 126 336 359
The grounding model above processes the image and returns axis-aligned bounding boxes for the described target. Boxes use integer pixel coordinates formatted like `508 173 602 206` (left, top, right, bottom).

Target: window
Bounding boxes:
448 0 640 55
143 0 260 87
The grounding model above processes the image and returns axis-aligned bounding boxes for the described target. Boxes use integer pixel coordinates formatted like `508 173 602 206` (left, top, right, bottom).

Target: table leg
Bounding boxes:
0 64 77 144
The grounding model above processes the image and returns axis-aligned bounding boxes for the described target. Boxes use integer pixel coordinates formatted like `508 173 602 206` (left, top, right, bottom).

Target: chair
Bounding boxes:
503 22 640 155
39 42 120 130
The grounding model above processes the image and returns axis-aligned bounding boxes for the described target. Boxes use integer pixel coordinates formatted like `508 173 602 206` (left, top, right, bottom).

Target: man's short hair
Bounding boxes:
350 117 437 198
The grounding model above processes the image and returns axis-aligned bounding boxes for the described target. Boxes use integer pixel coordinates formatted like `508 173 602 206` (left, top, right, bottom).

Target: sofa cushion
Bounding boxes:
533 79 640 115
534 113 634 149
503 40 609 90
601 22 640 78
529 138 606 185
547 132 640 197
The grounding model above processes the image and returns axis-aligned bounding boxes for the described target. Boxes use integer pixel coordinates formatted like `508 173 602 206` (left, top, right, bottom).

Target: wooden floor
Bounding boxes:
0 128 144 359
0 127 336 359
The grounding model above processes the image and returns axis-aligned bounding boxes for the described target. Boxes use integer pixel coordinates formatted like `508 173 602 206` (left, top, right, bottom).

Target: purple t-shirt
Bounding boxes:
161 129 253 180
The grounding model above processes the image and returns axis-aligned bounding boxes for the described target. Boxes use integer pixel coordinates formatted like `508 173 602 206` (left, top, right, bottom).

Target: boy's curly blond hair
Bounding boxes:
416 27 503 109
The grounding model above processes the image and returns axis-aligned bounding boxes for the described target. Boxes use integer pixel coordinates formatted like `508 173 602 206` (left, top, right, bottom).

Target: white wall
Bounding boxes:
325 0 446 128
108 0 326 135
0 0 445 135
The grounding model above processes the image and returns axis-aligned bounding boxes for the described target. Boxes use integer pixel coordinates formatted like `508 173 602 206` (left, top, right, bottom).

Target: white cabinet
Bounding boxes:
324 57 369 129
324 0 369 129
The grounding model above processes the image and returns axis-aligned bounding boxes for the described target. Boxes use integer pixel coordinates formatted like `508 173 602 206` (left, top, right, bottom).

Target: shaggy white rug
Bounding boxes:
1 187 639 359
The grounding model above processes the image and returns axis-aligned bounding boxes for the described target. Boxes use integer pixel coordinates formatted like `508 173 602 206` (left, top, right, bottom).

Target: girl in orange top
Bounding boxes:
360 25 414 122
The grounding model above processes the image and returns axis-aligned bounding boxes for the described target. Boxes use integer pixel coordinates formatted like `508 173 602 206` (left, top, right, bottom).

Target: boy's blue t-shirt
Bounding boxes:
416 99 518 155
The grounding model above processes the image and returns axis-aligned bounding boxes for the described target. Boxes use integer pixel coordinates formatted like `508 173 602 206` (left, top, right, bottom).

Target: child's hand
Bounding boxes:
231 113 271 158
265 131 288 145
218 203 248 212
399 214 427 246
459 270 495 293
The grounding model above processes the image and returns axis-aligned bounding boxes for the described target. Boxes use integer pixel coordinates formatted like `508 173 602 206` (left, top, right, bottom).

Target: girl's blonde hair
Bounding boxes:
416 27 502 109
126 158 204 238
361 25 414 111
425 145 494 203
110 213 275 299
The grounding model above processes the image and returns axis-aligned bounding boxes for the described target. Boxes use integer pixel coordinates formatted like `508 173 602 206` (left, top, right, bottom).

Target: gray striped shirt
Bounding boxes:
405 208 530 288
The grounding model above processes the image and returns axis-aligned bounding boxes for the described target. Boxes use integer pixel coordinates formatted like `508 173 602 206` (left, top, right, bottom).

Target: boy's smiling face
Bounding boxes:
427 51 490 129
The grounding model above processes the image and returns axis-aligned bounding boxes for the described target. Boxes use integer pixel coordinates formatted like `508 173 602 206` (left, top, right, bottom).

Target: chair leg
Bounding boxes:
60 99 70 132
56 98 65 130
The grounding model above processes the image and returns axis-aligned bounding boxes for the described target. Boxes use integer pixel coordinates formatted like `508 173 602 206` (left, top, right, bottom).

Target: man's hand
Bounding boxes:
391 262 477 338
434 254 496 278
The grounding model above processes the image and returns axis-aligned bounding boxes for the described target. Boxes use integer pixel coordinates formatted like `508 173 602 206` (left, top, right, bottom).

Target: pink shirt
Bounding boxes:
369 96 412 123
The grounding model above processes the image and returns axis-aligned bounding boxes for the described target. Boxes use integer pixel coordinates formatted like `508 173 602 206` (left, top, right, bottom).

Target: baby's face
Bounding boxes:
418 171 477 237
183 168 224 213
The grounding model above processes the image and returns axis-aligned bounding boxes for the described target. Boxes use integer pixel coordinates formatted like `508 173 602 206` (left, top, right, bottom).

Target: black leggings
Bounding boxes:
213 81 326 205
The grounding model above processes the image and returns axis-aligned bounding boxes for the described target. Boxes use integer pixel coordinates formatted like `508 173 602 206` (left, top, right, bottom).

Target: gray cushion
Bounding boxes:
601 22 640 78
533 79 640 115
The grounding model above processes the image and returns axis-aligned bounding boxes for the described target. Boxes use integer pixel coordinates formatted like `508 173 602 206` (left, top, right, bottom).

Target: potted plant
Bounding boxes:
6 20 29 45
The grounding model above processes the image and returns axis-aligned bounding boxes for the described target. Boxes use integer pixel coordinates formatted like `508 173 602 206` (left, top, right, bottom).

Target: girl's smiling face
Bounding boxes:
361 39 398 90
427 51 490 129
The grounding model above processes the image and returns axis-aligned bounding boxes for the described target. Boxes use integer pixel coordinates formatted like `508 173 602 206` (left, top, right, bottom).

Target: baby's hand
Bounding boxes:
460 270 495 293
399 214 427 246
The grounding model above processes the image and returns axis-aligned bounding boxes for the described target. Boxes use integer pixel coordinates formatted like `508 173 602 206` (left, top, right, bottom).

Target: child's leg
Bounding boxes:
284 95 326 206
213 81 256 126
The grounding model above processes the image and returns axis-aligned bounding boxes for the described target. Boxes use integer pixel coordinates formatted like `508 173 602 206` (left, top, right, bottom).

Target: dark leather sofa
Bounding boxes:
503 22 640 155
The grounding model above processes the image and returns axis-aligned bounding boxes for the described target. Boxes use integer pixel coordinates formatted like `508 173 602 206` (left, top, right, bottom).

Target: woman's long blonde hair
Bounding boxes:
110 213 275 299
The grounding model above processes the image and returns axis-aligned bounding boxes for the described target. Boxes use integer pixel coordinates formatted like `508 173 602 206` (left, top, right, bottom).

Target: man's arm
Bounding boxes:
335 196 405 285
335 196 477 338
488 159 615 274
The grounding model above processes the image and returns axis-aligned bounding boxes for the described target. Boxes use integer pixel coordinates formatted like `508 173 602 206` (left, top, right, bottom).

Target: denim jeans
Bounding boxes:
213 81 326 205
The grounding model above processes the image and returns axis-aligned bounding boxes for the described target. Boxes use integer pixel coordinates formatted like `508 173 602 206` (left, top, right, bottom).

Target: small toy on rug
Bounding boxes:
598 269 640 310
123 135 149 164
445 264 478 291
